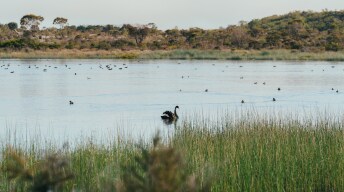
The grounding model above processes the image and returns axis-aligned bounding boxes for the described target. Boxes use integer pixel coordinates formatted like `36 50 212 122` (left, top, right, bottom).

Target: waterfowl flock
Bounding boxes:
1 61 131 109
1 61 343 125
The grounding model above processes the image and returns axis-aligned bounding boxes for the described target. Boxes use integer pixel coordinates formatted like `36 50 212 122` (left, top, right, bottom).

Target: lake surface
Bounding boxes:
1 59 344 145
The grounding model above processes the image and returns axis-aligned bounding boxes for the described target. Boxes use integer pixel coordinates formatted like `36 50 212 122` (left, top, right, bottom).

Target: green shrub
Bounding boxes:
117 135 211 192
2 147 74 192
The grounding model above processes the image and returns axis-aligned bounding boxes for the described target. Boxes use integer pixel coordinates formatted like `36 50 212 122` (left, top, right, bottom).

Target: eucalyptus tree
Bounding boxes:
53 17 68 29
20 14 44 30
121 24 154 46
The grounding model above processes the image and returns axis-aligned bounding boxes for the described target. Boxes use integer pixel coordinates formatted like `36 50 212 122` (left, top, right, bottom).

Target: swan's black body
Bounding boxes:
161 106 179 124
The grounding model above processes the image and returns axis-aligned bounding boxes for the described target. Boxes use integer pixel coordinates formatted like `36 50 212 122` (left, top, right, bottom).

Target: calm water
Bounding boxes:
1 59 344 144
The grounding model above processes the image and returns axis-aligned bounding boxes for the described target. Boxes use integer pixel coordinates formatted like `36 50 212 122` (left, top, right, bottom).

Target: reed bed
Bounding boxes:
173 113 344 191
1 111 344 191
2 49 344 61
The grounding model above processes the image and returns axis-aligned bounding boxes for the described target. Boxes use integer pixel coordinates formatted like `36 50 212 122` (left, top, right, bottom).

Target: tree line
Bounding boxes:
0 10 344 51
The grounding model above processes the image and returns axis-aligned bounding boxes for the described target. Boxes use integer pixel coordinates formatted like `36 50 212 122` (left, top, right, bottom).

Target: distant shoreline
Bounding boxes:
1 49 344 61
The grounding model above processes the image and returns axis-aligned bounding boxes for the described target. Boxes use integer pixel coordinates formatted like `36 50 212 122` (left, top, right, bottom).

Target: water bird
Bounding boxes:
205 89 208 92
273 98 276 102
336 90 339 93
161 106 179 123
241 100 245 104
10 71 14 73
43 69 47 72
263 82 266 85
74 73 77 75
240 76 244 79
332 88 334 90
254 82 257 85
69 101 74 105
278 88 281 91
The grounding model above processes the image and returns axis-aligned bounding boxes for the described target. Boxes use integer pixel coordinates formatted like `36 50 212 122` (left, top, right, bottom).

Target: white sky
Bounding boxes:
1 0 343 29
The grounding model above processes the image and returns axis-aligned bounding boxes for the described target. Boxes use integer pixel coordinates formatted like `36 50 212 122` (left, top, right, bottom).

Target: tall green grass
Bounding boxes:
2 111 344 191
173 114 344 191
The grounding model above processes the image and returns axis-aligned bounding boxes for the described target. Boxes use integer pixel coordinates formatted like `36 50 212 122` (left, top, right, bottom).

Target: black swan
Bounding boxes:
161 106 179 123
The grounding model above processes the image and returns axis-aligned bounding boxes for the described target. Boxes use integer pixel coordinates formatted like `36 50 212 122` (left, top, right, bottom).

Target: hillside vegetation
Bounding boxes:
0 10 344 53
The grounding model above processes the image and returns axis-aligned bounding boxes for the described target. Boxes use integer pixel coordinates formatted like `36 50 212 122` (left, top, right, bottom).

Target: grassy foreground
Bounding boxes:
1 49 344 61
1 113 344 191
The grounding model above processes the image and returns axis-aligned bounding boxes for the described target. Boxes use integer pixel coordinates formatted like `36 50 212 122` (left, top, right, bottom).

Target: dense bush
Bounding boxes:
1 10 344 51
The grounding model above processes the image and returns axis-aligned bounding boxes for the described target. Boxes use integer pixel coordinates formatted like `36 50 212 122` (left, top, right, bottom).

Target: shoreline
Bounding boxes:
1 49 344 61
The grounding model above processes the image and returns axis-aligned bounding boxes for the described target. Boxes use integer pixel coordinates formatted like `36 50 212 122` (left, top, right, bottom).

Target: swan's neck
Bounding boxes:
174 107 178 118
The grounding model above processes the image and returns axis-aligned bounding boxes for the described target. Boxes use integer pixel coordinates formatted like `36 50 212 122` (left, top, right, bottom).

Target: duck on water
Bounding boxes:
161 106 179 124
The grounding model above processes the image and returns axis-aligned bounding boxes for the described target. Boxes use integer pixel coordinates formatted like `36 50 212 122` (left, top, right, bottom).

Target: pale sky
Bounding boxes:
1 0 343 29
